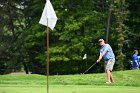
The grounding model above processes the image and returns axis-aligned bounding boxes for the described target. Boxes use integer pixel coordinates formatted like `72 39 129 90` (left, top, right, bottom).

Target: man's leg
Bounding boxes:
106 70 111 82
110 72 114 83
106 70 114 83
105 59 115 84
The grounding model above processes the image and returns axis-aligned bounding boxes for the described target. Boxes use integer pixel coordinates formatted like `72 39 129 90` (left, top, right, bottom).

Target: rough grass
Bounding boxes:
0 70 140 86
0 70 140 93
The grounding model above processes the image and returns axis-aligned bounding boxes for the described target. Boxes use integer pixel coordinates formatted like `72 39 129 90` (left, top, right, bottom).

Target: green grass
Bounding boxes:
0 70 140 93
0 70 140 86
1 85 140 93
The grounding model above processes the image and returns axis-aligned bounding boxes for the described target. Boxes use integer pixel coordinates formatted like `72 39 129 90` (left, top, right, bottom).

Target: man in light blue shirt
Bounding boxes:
96 39 115 84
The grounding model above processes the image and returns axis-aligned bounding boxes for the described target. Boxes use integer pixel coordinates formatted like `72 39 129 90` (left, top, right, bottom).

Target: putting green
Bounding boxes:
0 85 140 93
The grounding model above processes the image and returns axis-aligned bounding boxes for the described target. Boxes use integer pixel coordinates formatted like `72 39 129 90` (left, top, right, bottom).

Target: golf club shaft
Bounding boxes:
83 62 97 74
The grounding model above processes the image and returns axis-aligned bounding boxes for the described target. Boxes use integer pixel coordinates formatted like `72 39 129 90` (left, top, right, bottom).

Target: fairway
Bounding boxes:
0 70 140 93
1 85 140 93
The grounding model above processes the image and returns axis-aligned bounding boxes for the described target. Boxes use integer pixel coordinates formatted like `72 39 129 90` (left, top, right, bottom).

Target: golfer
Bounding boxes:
96 39 115 84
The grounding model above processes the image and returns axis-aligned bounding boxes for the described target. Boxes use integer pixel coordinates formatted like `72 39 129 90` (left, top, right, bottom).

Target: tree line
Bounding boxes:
0 0 140 75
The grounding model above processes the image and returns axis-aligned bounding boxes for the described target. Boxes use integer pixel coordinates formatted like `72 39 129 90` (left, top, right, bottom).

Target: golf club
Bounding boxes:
83 61 98 74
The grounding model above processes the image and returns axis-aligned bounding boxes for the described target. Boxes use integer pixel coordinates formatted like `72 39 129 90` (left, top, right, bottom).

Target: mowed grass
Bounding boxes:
1 85 140 93
0 70 140 93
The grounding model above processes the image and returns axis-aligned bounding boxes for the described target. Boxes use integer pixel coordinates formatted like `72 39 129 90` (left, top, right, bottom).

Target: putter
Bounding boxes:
83 61 98 74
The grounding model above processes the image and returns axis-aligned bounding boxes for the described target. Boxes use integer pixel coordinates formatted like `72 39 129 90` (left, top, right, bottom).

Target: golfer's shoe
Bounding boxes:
105 81 112 84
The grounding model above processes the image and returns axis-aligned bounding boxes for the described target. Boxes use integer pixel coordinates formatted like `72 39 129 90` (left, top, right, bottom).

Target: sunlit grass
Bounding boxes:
1 85 140 93
0 70 140 86
0 70 140 93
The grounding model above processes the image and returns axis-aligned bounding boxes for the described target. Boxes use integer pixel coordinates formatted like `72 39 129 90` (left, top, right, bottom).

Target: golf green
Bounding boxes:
0 85 140 93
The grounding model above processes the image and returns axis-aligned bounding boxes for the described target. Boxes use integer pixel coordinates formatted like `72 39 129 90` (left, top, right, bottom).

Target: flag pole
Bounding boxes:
39 1 57 92
46 18 49 93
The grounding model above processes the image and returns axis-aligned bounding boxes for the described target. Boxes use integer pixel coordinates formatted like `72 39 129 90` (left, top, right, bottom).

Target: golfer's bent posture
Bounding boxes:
96 39 115 84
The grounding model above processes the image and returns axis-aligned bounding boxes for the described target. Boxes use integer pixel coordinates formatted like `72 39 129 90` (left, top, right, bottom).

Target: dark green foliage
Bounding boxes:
113 0 126 70
0 0 140 75
0 0 29 74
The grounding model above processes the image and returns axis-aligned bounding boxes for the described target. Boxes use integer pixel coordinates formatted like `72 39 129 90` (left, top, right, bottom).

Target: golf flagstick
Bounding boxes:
39 1 58 93
83 62 98 74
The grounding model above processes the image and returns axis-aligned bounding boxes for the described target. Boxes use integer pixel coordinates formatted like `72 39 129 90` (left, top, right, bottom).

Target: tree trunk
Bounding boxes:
22 62 29 74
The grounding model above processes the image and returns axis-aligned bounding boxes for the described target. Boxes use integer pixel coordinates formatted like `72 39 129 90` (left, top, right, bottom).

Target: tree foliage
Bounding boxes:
0 0 140 75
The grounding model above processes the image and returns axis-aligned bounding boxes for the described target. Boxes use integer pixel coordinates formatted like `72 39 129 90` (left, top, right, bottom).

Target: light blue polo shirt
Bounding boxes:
100 44 115 61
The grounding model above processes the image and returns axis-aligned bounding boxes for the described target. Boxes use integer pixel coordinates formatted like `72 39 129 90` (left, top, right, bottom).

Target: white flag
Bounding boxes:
39 0 58 30
83 54 87 60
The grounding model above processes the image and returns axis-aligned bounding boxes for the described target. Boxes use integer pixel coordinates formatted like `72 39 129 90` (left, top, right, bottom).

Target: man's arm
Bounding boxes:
97 50 107 62
135 60 139 66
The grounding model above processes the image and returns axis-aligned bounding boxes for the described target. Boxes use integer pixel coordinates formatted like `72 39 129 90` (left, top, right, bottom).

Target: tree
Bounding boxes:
0 0 30 74
1 0 139 75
